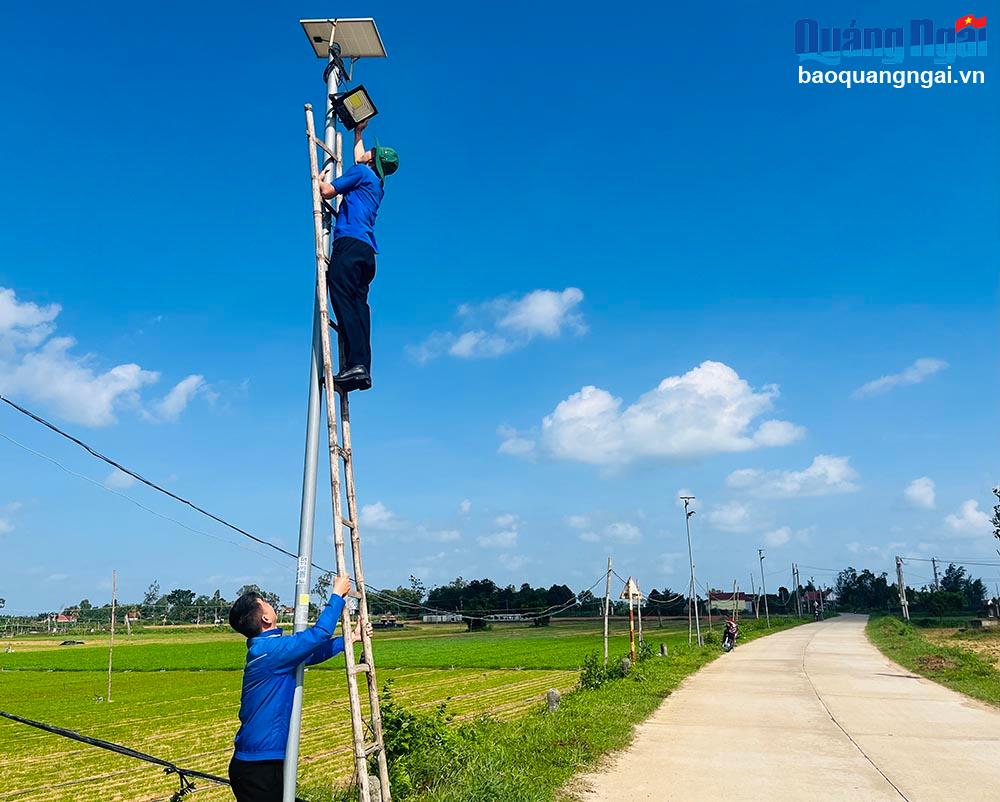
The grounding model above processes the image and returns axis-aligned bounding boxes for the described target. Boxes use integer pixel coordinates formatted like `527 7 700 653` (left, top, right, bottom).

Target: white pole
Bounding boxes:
750 572 758 618
283 26 341 802
758 549 770 628
603 556 612 665
681 497 702 646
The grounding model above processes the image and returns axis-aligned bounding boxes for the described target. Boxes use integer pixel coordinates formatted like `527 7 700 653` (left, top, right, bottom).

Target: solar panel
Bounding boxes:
299 18 387 59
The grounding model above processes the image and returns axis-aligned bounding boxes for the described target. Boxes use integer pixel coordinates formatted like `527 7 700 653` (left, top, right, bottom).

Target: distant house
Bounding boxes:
279 605 295 619
421 614 463 623
125 610 141 622
55 614 77 624
707 592 754 614
803 590 833 607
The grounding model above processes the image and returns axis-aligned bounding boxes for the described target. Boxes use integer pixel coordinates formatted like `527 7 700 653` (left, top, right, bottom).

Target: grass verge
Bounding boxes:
866 615 1000 707
305 616 805 802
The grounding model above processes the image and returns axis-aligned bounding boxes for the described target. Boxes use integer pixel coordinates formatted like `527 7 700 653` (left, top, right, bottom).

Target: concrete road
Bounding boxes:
577 615 1000 801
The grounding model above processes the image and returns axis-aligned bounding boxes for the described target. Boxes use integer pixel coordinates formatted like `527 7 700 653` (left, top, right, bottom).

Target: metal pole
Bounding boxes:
106 570 116 703
283 29 340 802
931 557 941 591
681 496 702 646
636 583 643 647
627 590 636 662
750 572 758 618
758 549 770 628
603 556 612 666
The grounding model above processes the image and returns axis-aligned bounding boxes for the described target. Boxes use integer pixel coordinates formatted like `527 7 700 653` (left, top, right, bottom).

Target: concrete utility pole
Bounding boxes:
895 556 910 622
681 496 703 646
758 549 770 628
931 557 941 591
792 563 802 617
603 556 612 666
750 571 759 618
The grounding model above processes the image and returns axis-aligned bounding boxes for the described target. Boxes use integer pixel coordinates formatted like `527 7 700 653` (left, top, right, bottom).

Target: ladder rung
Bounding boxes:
351 662 371 674
363 741 382 757
341 516 356 529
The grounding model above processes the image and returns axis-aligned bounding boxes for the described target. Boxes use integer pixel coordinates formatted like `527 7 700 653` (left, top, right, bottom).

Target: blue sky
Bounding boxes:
1 1 997 612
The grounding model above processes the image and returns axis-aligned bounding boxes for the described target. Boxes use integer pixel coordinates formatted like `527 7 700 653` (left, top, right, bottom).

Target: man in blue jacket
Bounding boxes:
227 575 366 801
319 119 399 392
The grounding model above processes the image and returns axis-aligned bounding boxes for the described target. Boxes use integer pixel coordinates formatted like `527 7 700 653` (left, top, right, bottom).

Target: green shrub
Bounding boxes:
376 680 461 797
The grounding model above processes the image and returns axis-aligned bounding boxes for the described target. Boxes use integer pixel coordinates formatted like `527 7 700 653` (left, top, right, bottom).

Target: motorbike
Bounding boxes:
722 620 738 652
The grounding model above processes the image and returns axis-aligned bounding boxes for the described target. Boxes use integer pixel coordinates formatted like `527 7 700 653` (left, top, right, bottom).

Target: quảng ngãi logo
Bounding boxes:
794 15 987 64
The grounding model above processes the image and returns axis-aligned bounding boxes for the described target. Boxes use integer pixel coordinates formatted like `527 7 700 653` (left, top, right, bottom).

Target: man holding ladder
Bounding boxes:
319 120 399 392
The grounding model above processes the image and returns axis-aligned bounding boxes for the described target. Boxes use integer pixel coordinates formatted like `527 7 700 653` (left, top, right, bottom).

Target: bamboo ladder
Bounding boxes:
304 103 391 802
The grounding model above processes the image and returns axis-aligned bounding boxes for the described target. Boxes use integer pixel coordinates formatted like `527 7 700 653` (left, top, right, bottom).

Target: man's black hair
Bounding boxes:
229 592 265 638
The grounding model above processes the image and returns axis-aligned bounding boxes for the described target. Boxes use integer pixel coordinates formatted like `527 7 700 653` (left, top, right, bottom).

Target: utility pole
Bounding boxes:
636 580 644 647
107 570 116 703
792 563 802 617
603 556 612 666
750 571 759 618
758 549 770 628
681 496 703 646
895 556 910 622
931 557 941 591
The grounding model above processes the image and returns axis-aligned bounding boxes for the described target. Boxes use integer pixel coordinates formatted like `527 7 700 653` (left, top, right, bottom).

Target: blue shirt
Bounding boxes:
233 595 346 761
333 164 384 253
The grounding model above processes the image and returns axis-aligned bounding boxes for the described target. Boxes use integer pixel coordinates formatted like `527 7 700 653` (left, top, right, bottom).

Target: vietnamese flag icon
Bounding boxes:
955 14 987 32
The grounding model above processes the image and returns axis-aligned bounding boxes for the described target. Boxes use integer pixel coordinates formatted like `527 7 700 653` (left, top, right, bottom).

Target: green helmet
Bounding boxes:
372 140 399 181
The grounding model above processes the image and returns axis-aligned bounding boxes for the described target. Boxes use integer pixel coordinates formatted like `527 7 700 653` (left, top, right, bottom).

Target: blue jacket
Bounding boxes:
233 596 346 761
332 164 384 252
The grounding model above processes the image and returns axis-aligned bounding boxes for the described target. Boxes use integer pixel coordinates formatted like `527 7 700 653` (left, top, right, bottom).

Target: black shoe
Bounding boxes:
333 365 372 392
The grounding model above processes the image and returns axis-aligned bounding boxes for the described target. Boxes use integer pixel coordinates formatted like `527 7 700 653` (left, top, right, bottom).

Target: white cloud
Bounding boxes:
45 573 70 583
0 286 215 427
497 425 536 458
494 513 518 528
945 499 990 537
360 502 402 531
605 522 641 543
904 477 936 510
578 531 600 543
148 374 208 423
706 501 755 533
427 529 461 543
727 455 859 498
408 288 586 362
763 526 791 547
0 518 12 536
478 529 518 549
534 361 804 468
659 552 682 575
499 553 528 571
853 358 948 398
104 469 137 490
566 514 589 529
459 499 472 514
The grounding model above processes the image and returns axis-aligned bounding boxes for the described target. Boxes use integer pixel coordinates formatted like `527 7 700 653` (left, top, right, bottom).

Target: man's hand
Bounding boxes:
319 180 336 200
332 574 352 598
355 119 368 133
351 619 373 643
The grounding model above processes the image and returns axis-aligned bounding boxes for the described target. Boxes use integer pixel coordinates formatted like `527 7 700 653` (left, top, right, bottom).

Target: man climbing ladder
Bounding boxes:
319 119 399 392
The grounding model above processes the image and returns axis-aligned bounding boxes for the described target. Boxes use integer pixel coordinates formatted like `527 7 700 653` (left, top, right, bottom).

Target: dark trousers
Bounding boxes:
327 236 377 374
228 757 283 802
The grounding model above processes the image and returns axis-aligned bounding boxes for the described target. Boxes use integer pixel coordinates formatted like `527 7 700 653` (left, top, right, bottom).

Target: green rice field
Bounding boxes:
0 618 691 802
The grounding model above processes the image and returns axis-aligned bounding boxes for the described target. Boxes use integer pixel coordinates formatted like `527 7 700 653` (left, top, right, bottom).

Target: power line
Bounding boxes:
0 395 312 569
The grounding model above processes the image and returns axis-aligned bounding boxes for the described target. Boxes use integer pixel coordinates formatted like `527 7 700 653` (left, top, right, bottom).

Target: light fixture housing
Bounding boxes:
331 85 378 130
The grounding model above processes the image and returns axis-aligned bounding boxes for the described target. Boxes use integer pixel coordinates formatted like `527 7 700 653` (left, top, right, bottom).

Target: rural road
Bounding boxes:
578 615 1000 801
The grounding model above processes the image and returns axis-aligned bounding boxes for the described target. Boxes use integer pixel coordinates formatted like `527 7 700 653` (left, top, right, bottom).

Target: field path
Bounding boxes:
577 614 1000 801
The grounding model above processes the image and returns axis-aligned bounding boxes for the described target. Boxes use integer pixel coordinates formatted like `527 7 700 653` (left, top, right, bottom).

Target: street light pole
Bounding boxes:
758 548 770 628
681 496 703 647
